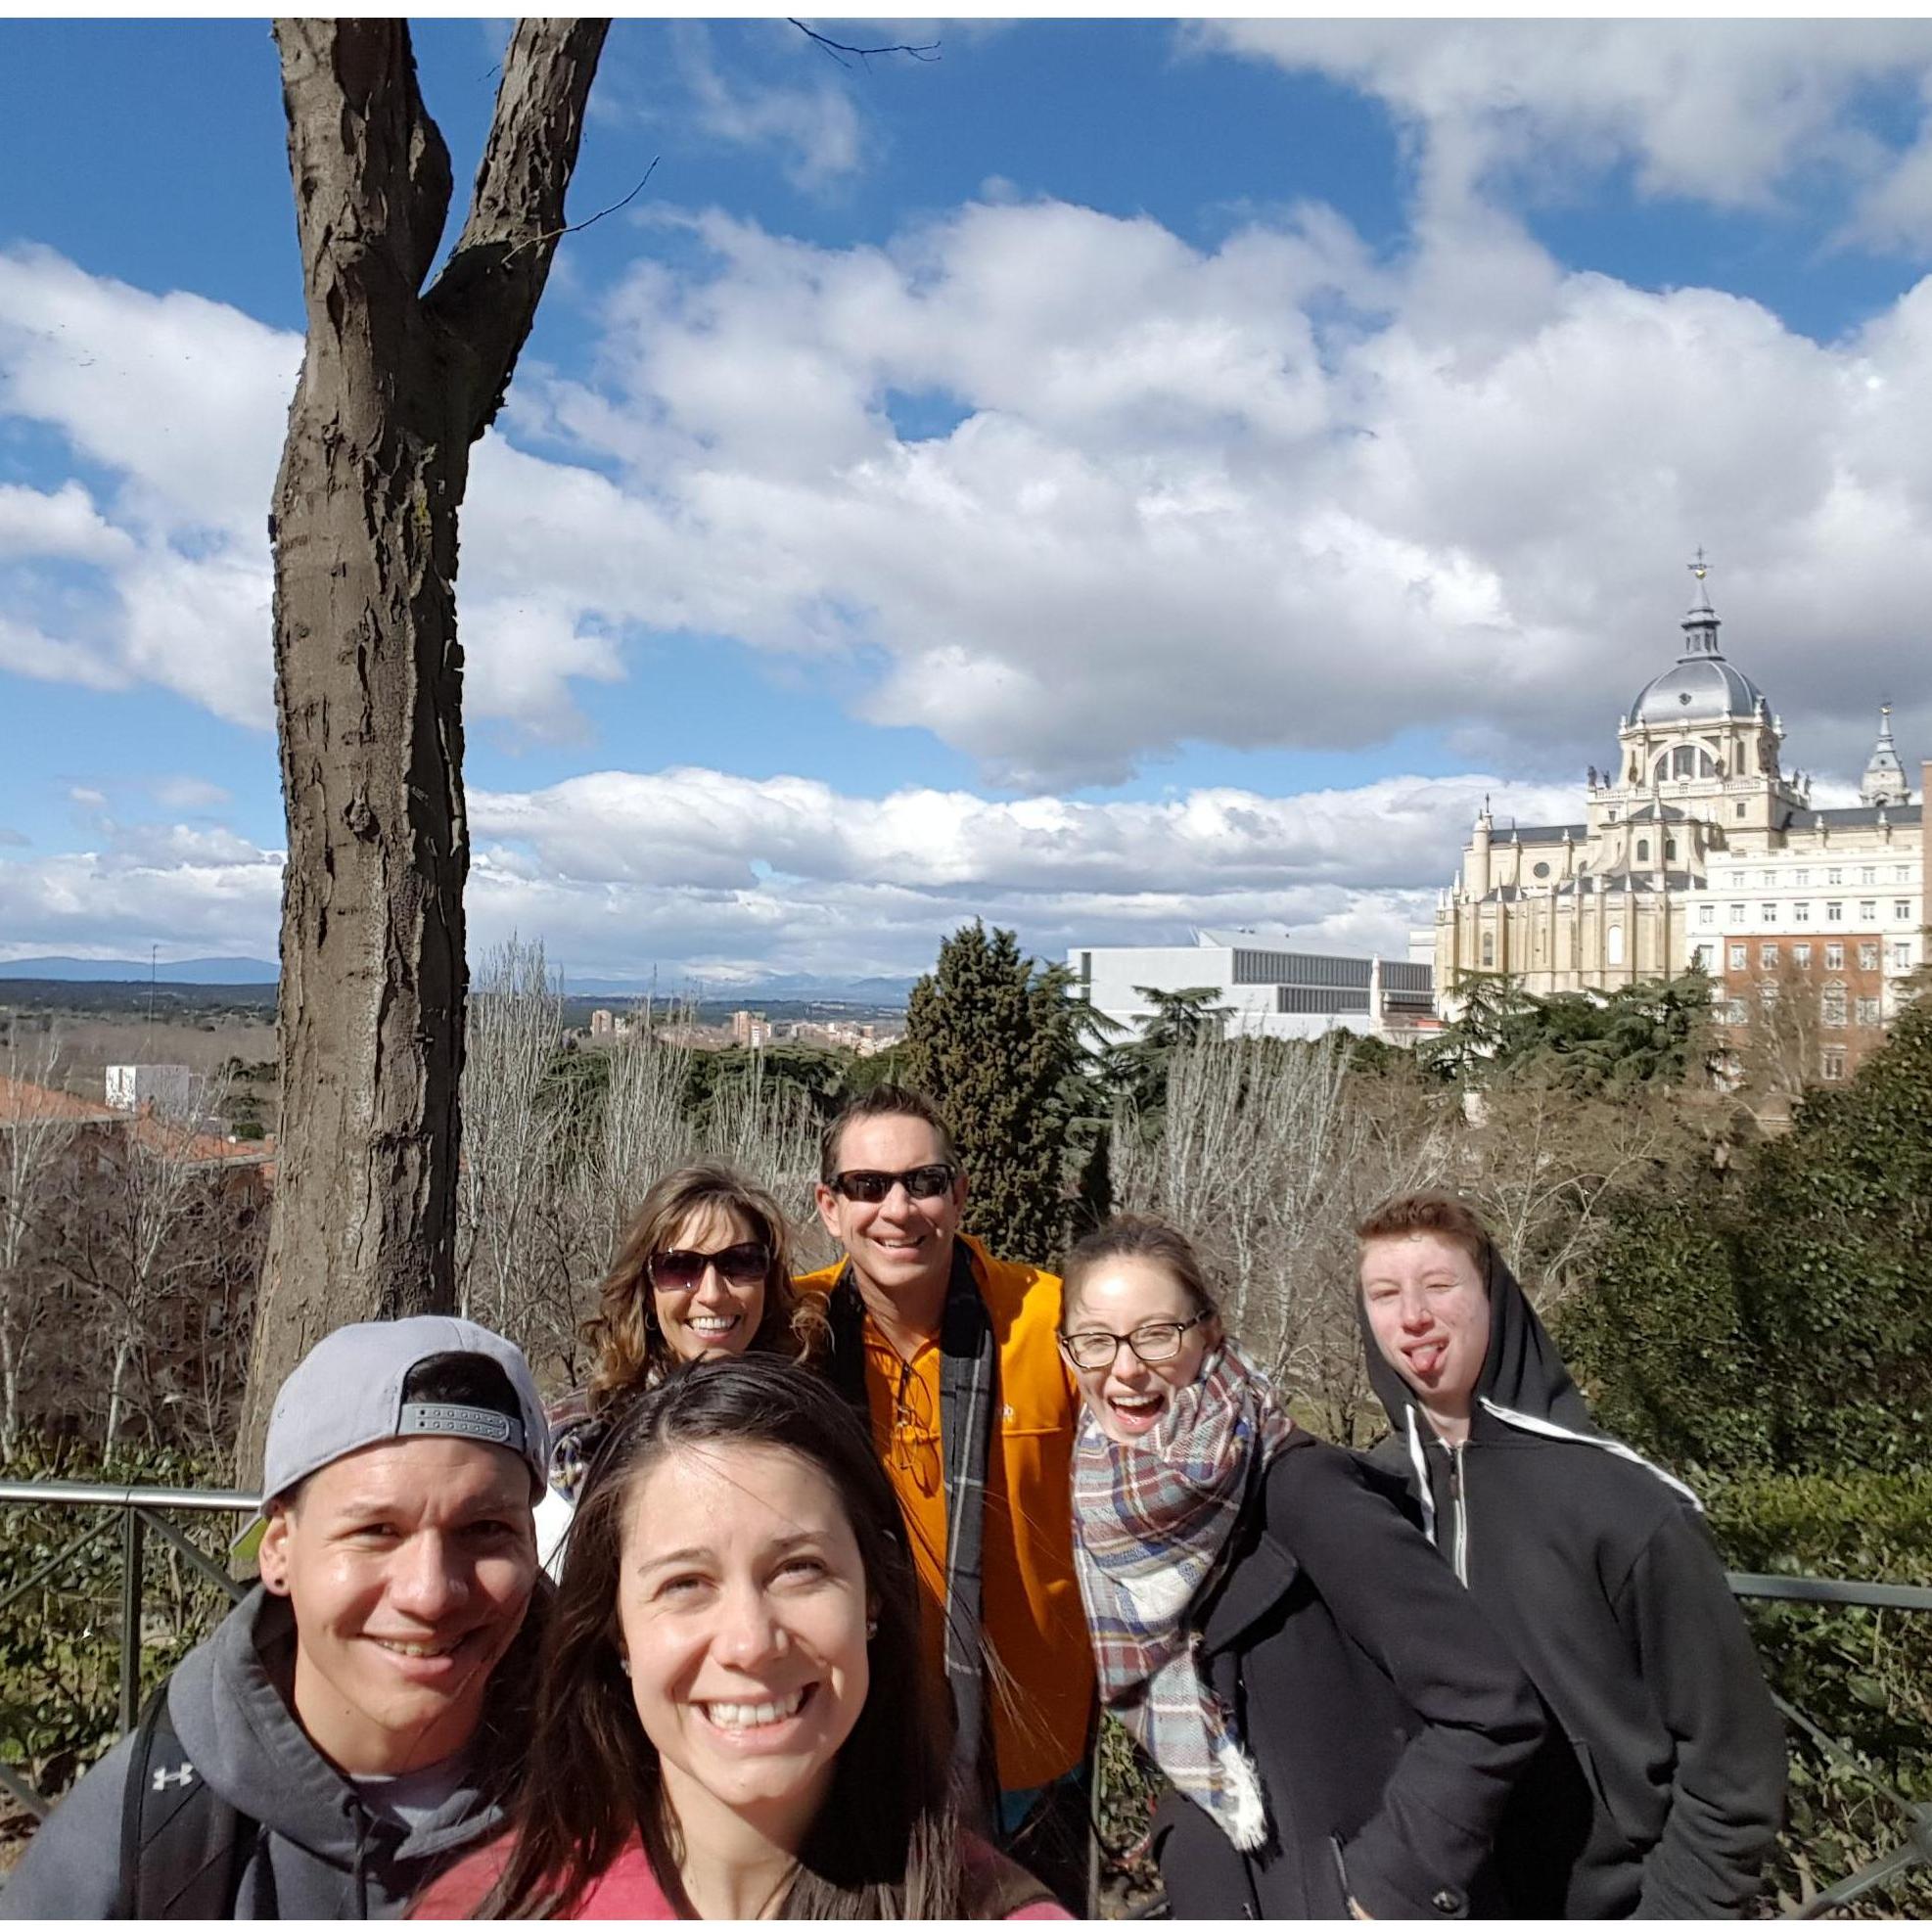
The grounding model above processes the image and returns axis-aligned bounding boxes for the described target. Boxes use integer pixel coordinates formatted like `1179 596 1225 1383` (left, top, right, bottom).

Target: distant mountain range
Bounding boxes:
0 955 916 1004
0 955 282 985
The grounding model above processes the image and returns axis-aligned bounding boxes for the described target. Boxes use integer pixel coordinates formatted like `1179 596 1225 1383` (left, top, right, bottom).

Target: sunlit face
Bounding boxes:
1062 1256 1220 1445
257 1438 537 1775
1359 1231 1492 1429
813 1115 965 1306
652 1202 769 1363
618 1443 872 1848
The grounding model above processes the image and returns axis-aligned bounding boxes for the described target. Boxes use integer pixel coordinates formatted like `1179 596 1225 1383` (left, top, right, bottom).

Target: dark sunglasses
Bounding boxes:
828 1164 957 1204
647 1241 770 1291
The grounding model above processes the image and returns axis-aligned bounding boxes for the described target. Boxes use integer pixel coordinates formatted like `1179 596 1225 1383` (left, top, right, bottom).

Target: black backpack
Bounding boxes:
115 1681 262 1918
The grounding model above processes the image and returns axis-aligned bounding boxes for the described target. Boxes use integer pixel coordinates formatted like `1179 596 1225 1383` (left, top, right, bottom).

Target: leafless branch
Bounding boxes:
789 19 941 68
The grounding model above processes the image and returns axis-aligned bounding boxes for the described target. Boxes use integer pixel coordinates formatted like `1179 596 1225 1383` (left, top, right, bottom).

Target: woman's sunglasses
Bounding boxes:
827 1164 956 1203
647 1241 771 1291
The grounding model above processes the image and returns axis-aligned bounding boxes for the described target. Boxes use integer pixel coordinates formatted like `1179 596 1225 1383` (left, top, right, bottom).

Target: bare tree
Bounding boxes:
243 20 610 1482
0 1025 77 1455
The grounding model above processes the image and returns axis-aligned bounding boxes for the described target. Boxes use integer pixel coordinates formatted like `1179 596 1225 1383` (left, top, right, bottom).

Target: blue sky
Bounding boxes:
3 19 1931 983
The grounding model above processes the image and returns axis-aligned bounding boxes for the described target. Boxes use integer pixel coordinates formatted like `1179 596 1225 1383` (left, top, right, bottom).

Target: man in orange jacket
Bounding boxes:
797 1083 1095 1909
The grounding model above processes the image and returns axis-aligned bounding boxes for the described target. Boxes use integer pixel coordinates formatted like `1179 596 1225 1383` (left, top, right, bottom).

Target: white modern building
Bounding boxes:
1068 930 1436 1043
105 1063 192 1116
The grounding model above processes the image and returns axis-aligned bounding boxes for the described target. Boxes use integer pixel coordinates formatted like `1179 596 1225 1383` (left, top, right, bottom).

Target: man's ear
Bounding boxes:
813 1181 843 1243
952 1168 969 1213
257 1506 292 1593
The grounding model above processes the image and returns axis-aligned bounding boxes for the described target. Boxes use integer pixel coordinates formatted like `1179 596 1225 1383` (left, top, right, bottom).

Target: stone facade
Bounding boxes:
1435 570 1925 1027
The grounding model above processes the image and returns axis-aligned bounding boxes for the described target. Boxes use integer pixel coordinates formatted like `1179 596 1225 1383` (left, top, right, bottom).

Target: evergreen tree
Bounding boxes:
901 922 1085 1261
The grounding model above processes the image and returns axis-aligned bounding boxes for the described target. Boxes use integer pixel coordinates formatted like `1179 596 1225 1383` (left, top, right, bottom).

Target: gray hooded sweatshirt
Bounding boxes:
1 1587 522 1919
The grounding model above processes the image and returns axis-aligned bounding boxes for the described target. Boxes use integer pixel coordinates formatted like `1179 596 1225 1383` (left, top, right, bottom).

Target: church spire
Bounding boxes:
1679 546 1722 658
1859 701 1909 807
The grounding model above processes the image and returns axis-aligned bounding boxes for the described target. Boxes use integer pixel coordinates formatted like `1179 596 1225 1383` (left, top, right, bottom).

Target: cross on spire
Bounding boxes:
1687 545 1711 583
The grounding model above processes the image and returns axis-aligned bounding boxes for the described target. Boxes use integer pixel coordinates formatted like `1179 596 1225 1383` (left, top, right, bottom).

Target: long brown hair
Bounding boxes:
479 1357 970 1919
581 1163 808 1414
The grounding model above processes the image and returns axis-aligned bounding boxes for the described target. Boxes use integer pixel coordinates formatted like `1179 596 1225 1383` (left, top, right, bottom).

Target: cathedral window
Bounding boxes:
1666 839 1679 860
1735 803 1746 819
1607 925 1626 966
1635 839 1650 862
1481 933 1495 967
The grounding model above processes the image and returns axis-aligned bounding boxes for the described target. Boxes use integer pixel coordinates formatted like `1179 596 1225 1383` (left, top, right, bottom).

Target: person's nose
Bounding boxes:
386 1531 468 1621
691 1262 733 1309
711 1578 786 1672
1399 1287 1434 1330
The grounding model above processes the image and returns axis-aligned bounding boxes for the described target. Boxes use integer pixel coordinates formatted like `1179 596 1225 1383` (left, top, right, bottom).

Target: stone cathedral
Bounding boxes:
1434 560 1919 1009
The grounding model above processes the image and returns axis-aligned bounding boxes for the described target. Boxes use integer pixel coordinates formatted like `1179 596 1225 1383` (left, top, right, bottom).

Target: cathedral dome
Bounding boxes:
1629 654 1766 725
1627 565 1767 726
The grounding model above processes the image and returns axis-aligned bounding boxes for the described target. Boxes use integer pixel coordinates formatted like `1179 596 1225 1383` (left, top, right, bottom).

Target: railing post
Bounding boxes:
118 1505 145 1735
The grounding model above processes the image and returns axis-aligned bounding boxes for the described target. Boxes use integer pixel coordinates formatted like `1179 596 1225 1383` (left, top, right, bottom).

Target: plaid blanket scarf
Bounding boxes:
1072 1339 1295 1852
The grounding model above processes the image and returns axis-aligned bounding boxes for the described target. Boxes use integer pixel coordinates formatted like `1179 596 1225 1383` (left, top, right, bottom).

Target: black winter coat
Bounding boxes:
1149 1433 1546 1920
1360 1252 1787 1918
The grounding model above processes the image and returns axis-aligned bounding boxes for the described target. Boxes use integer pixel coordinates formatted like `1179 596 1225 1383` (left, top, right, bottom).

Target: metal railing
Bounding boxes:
2 1487 1928 1917
0 1480 256 1821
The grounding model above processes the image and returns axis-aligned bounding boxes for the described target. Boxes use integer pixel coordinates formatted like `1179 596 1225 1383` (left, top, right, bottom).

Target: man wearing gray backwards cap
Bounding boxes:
1 1317 549 1920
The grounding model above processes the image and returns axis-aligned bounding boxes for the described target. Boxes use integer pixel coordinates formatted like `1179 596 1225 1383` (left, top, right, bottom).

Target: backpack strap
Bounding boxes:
115 1678 258 1918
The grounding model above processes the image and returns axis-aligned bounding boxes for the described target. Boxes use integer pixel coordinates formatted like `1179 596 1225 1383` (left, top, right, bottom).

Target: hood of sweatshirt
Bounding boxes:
165 1586 515 1874
1357 1244 1699 1511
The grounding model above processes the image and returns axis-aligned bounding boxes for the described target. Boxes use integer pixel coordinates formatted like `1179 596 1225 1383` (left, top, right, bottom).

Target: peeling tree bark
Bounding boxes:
240 19 608 1484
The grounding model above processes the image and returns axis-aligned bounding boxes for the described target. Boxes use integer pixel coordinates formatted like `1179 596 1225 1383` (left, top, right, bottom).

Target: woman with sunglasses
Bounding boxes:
539 1164 816 1569
413 1357 1070 1919
1061 1215 1545 1920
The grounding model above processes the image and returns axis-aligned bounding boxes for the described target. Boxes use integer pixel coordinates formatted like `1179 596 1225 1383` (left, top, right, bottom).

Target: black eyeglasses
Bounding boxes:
827 1164 956 1204
647 1242 770 1292
1057 1312 1212 1372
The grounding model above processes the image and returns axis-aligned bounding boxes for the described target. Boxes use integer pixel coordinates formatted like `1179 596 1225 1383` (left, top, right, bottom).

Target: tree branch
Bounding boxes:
789 19 940 67
422 17 611 439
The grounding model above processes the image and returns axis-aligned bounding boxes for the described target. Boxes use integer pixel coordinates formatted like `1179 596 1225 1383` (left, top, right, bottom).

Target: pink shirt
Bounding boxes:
413 1832 1073 1920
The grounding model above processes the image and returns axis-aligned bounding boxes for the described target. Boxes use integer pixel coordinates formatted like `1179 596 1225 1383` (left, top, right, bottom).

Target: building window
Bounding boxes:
1860 899 1877 920
1728 902 1744 922
1825 900 1843 921
1822 1047 1846 1081
1607 925 1626 966
1824 943 1844 970
1762 870 1776 887
1724 998 1746 1025
1666 839 1679 860
1827 867 1843 885
1821 984 1845 1026
1635 839 1650 862
1481 933 1495 967
1735 802 1746 818
1861 867 1876 885
1897 866 1911 883
1857 996 1880 1026
1795 902 1813 921
1728 943 1747 971
1761 902 1776 921
1533 860 1550 879
1698 904 1714 926
1793 943 1812 968
1896 900 1912 921
1760 943 1778 969
1860 943 1880 971
1760 979 1780 1007
1894 940 1914 970
1794 869 1810 887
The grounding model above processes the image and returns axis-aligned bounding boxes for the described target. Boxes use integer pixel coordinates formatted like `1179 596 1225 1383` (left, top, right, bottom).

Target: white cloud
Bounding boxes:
149 776 233 811
1196 22 1932 224
676 24 865 191
1 766 1573 980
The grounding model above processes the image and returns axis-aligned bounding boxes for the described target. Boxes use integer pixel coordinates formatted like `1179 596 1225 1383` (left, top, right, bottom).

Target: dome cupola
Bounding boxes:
1627 550 1767 727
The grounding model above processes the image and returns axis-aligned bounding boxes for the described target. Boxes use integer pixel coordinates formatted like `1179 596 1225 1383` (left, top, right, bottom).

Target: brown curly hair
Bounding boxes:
581 1163 812 1415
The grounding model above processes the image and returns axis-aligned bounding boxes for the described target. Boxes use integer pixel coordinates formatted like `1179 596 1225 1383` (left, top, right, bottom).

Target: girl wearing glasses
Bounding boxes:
539 1164 817 1568
1060 1215 1544 1920
414 1358 1068 1920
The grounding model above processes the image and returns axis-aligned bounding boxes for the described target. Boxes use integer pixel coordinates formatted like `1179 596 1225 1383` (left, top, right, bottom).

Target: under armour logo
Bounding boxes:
152 1764 196 1791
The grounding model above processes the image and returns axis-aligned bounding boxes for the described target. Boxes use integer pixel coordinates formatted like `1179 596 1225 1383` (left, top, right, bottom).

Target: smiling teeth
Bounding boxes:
704 1687 806 1729
691 1317 739 1331
374 1637 460 1657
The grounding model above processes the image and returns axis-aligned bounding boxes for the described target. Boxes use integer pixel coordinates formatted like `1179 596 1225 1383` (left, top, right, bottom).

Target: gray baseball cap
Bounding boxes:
235 1315 549 1560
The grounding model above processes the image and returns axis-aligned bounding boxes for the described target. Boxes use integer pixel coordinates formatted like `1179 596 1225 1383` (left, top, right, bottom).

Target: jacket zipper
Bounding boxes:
1448 1442 1469 1586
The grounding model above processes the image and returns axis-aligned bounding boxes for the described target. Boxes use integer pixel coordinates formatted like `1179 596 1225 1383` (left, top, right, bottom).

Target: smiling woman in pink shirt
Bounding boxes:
413 1357 1068 1921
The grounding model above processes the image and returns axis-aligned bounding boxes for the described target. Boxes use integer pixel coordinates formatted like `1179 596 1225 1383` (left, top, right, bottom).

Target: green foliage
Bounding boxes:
900 922 1085 1261
1429 969 1715 1094
0 1439 234 1810
683 1042 850 1127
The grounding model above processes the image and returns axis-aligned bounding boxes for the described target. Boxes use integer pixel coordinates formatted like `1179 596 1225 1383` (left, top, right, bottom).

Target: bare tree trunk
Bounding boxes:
242 19 608 1485
0 1025 74 1457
